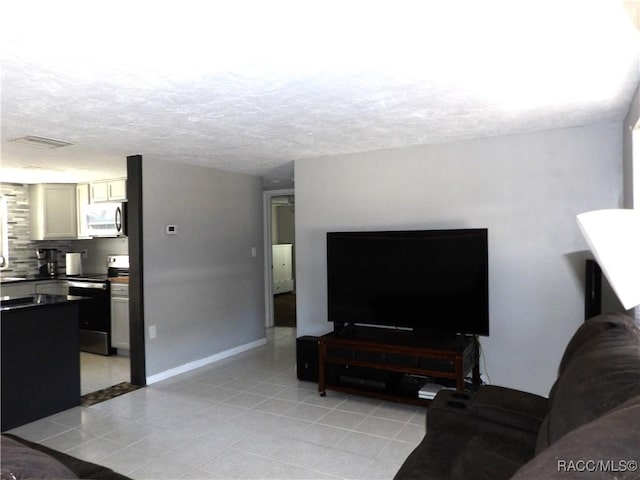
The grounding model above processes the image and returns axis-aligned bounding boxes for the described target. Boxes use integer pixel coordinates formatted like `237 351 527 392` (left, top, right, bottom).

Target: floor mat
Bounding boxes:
80 382 141 406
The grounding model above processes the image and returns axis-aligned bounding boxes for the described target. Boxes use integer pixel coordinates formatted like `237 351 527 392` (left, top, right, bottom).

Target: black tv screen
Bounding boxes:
327 229 489 336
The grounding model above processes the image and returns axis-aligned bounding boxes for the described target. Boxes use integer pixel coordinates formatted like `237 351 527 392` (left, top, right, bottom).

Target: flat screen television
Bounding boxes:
327 228 489 336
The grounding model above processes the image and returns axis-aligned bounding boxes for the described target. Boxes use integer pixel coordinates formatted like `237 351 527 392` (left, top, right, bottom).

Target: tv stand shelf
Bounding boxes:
318 327 480 406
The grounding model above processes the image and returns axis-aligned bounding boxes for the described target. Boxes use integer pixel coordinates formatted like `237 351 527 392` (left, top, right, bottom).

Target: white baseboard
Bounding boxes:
146 337 267 385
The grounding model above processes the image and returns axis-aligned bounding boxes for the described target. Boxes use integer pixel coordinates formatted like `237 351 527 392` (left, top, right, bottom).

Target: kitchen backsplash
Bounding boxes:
1 183 128 277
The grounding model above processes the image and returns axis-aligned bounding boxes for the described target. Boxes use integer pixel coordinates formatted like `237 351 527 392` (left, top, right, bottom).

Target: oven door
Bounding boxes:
68 281 111 355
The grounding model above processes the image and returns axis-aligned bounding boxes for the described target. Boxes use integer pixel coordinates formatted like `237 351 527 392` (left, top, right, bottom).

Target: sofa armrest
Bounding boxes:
1 435 78 479
426 390 473 432
469 385 548 433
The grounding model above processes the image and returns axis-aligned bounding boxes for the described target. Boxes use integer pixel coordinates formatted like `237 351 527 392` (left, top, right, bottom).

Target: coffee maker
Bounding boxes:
36 248 59 276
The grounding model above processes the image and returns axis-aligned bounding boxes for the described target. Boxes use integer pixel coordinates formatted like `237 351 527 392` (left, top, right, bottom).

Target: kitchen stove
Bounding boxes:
68 255 129 356
68 274 110 356
107 255 129 279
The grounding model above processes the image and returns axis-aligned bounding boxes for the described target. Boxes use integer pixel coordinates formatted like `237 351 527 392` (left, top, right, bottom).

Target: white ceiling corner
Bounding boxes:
1 0 639 187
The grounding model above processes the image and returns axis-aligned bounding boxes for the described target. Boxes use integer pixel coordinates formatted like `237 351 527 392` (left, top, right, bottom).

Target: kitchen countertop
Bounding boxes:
0 294 88 312
109 276 129 284
0 274 128 284
0 274 92 284
0 275 54 283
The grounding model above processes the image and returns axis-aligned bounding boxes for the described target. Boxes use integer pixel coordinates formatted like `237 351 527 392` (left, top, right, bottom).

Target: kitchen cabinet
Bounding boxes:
76 183 91 238
110 283 129 350
90 181 108 202
272 244 294 294
90 178 127 203
107 179 126 201
2 297 81 430
29 184 78 240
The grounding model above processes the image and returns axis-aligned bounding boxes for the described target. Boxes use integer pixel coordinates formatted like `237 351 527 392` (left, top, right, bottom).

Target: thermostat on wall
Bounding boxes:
165 224 178 235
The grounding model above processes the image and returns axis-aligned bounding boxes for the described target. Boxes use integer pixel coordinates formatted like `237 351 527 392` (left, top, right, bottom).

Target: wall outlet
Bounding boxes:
81 249 88 259
149 325 157 339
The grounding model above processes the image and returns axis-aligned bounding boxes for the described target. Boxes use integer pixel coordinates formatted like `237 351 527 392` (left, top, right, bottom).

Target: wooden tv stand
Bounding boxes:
318 326 480 406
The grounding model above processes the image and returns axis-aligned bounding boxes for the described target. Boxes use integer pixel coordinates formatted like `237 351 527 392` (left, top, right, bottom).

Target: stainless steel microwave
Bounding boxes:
83 202 126 237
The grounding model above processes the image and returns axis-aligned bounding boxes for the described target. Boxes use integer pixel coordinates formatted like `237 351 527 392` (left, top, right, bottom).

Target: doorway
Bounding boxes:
264 189 296 328
81 155 145 403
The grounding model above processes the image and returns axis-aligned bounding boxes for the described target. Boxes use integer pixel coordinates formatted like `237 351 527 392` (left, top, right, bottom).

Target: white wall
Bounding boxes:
142 159 265 378
295 123 623 396
624 84 640 208
623 85 640 323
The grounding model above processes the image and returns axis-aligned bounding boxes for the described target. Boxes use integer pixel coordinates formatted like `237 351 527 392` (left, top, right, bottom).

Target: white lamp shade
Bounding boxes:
577 209 640 310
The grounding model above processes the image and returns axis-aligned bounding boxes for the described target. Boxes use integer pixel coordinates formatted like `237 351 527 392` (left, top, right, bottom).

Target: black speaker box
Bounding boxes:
296 336 319 382
585 259 602 321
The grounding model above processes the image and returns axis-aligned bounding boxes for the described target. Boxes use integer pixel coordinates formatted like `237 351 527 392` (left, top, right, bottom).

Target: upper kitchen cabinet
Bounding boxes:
76 183 91 238
29 184 77 240
90 178 127 203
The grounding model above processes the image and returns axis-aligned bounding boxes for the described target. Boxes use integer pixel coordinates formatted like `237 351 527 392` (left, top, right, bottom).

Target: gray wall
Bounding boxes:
294 123 623 396
142 159 265 378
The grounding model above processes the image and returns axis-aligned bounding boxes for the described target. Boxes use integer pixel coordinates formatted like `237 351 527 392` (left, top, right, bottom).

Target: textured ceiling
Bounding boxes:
1 1 639 188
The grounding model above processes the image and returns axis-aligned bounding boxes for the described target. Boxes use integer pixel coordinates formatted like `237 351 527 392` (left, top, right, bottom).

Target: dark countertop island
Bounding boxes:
1 294 86 431
0 274 110 284
0 293 87 312
0 275 72 284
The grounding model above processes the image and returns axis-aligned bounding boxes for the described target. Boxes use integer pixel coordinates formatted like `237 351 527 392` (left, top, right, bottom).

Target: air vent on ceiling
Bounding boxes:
9 135 74 149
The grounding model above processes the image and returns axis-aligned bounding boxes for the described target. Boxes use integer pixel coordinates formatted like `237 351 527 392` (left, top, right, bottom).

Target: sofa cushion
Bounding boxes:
536 314 640 453
513 395 640 479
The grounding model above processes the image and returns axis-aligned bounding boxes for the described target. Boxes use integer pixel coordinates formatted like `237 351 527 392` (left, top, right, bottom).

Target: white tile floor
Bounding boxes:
7 327 425 479
81 352 131 395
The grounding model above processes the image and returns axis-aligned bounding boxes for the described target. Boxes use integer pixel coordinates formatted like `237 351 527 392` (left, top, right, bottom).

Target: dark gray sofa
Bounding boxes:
1 434 131 479
394 313 640 480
